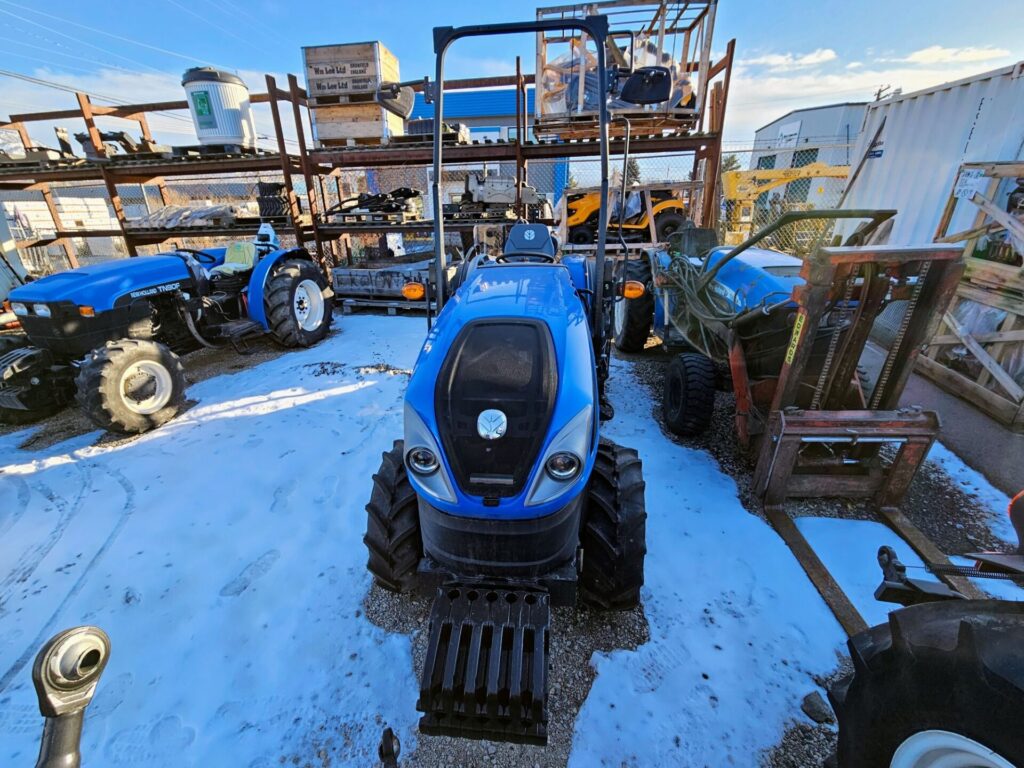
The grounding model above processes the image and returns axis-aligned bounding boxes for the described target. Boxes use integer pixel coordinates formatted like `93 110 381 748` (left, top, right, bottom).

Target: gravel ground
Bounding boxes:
364 585 649 768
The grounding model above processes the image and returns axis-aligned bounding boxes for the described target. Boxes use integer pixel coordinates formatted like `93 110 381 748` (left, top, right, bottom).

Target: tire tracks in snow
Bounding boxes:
0 465 137 694
0 464 91 600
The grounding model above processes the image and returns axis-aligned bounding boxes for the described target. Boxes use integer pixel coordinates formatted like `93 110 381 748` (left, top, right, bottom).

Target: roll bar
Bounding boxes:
430 16 612 352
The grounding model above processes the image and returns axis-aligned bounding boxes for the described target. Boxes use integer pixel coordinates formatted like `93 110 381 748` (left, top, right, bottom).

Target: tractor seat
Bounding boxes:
210 241 257 278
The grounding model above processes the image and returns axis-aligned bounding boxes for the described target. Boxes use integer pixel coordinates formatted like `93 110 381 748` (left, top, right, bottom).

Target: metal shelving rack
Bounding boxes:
0 32 734 271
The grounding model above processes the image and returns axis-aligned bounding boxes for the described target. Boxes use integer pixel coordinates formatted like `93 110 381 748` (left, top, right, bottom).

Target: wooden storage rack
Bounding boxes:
922 161 1024 431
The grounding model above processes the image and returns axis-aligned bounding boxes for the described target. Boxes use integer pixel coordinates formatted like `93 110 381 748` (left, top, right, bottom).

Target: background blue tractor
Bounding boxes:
361 15 670 745
1 224 333 433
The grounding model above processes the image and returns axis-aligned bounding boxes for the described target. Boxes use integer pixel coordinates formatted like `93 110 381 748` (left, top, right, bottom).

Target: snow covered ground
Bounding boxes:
0 314 1016 766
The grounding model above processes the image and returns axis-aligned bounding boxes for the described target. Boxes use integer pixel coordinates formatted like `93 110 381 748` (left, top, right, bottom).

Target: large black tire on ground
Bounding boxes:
655 211 692 243
662 352 716 436
579 439 646 610
364 440 423 593
829 600 1024 767
612 258 655 353
264 258 333 348
75 339 186 434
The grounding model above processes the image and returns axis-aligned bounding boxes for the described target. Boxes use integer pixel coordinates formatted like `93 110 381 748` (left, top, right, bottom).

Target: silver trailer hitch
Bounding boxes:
32 626 110 768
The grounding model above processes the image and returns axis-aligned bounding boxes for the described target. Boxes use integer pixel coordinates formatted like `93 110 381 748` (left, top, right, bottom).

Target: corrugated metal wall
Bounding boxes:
840 62 1024 244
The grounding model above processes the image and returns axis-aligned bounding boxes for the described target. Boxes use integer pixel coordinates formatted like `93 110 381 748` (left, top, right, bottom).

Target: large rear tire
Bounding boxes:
579 439 646 610
364 440 423 593
265 259 333 348
75 339 186 434
662 352 716 436
829 600 1024 768
612 258 654 353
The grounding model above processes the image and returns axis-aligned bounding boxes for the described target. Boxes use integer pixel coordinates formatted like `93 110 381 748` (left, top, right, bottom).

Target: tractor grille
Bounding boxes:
435 320 556 498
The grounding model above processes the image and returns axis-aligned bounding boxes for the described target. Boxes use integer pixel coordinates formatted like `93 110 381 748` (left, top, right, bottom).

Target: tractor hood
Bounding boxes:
704 246 804 312
9 253 215 312
404 263 598 520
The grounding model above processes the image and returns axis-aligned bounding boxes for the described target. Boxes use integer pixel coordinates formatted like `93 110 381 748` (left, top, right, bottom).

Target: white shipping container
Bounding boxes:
840 62 1024 244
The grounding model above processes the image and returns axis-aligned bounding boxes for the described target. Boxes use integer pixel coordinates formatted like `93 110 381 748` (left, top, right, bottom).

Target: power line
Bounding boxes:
0 0 231 71
0 33 142 75
0 5 167 75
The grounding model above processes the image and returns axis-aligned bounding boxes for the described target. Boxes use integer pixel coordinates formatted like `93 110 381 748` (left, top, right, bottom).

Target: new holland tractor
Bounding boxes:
362 16 667 745
1 225 332 433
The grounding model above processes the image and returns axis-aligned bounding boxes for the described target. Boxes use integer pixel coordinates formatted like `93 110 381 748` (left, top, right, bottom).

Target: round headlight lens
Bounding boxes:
545 452 581 481
407 447 439 475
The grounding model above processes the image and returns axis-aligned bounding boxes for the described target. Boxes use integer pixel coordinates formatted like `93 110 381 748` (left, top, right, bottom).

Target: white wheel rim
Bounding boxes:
891 730 1016 768
293 279 325 332
119 361 173 415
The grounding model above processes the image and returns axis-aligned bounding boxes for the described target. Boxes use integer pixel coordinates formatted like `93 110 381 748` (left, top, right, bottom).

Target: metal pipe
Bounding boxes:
431 16 612 353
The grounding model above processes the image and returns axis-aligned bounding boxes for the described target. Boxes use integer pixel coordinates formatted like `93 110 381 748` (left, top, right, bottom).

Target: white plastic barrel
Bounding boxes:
181 68 257 148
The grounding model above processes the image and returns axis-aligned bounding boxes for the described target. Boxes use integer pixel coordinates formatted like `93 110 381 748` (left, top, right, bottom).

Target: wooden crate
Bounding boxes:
917 161 1024 432
303 41 399 98
311 103 405 146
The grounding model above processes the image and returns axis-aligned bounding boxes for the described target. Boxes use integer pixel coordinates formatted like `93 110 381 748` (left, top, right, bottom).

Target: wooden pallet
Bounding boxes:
534 112 697 141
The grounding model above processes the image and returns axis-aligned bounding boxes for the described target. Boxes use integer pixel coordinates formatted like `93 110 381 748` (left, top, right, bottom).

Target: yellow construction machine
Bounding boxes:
722 162 849 245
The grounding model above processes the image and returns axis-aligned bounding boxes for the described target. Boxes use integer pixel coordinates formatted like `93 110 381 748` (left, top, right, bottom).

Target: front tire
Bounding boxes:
569 225 595 245
662 352 716 436
364 440 423 592
829 600 1024 768
579 439 646 610
265 259 333 348
75 339 186 434
612 258 654 353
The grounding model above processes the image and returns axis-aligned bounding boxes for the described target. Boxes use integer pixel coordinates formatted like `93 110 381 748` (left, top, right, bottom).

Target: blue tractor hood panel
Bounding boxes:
9 251 226 312
405 263 598 521
703 246 804 312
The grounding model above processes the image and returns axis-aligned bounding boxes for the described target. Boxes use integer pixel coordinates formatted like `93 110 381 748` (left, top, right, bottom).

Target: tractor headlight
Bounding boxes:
404 402 455 503
545 452 581 481
32 304 51 318
10 302 28 317
407 447 439 475
526 405 593 506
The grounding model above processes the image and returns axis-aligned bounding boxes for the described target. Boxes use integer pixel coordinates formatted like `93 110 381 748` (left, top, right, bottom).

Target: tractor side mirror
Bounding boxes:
619 67 672 106
376 82 416 119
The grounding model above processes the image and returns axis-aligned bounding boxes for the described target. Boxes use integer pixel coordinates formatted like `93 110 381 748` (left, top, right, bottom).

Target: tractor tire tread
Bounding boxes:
613 259 655 353
363 440 423 593
579 439 647 610
828 600 1024 767
74 339 186 434
662 352 716 436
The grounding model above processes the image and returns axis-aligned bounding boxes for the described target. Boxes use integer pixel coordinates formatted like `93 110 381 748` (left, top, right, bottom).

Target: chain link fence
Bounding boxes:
716 145 852 257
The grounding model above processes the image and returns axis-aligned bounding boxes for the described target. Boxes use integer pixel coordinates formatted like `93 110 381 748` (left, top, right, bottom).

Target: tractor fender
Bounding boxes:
649 199 687 219
246 248 319 330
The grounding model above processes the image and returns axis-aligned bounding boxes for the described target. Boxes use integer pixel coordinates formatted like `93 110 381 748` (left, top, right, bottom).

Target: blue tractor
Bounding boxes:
1 225 333 433
362 16 669 745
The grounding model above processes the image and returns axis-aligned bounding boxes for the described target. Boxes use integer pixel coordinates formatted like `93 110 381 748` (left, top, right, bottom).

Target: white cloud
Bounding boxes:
741 48 838 72
846 62 864 70
900 45 1011 64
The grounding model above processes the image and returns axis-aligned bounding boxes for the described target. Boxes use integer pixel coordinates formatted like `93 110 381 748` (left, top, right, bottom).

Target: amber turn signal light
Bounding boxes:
622 280 646 299
78 306 96 317
402 282 426 301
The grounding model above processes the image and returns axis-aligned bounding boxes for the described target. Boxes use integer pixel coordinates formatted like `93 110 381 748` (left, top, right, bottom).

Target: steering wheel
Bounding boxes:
174 248 218 266
493 252 557 264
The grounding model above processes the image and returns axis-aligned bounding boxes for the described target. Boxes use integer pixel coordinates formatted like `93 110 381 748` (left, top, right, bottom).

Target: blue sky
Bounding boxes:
1 0 1022 144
